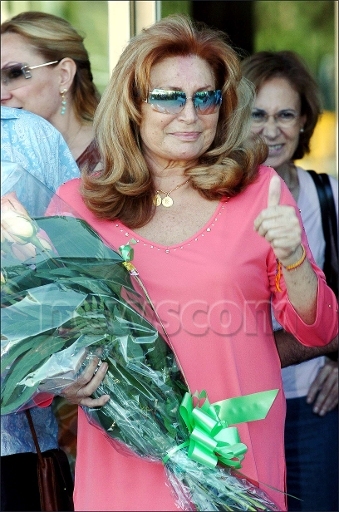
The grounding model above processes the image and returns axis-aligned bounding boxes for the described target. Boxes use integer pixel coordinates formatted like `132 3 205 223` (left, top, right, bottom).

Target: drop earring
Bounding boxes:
300 127 304 133
60 89 67 115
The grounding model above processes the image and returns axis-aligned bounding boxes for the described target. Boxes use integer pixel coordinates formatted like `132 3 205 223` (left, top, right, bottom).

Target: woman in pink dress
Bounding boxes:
57 15 338 511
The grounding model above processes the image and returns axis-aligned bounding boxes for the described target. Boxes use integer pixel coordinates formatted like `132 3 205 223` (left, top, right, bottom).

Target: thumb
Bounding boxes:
267 175 281 207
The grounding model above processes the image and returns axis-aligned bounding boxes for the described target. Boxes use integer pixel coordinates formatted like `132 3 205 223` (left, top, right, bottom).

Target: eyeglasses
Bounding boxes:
1 61 59 91
144 89 222 115
251 109 300 128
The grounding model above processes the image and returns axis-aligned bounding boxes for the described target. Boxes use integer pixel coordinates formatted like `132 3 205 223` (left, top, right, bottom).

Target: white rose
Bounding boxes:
1 209 37 244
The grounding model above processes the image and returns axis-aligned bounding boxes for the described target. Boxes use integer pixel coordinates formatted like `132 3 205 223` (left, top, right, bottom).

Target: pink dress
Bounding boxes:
56 165 337 511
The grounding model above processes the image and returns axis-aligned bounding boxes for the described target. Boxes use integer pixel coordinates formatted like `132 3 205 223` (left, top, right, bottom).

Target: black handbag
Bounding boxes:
308 170 338 361
25 409 74 511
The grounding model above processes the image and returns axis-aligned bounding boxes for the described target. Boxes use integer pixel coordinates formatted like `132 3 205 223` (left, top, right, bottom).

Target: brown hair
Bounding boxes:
1 11 100 122
241 50 322 160
83 14 267 228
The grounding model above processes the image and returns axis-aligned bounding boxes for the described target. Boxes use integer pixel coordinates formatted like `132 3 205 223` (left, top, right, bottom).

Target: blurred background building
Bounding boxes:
1 0 337 176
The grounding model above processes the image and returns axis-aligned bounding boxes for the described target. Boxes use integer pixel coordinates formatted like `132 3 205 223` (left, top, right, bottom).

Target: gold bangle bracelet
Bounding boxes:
282 245 307 271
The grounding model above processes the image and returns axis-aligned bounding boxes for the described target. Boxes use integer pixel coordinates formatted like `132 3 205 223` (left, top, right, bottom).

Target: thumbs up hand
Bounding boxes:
267 174 282 208
254 175 302 265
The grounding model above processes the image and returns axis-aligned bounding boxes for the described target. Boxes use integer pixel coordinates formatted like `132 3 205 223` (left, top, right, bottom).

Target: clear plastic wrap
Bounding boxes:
1 166 280 511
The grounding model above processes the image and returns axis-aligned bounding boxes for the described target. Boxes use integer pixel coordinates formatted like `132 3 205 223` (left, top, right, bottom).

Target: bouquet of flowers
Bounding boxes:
1 166 280 511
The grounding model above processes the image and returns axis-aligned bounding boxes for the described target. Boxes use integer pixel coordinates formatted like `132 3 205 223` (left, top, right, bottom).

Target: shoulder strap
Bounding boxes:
317 172 337 254
25 409 44 464
308 171 338 360
307 170 338 274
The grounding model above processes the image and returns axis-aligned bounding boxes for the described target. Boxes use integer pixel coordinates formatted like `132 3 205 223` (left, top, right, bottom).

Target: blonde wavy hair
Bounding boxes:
1 11 100 122
83 14 267 228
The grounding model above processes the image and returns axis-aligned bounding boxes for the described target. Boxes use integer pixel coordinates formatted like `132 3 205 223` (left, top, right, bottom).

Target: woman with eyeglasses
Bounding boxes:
51 17 336 511
1 11 101 173
242 50 338 512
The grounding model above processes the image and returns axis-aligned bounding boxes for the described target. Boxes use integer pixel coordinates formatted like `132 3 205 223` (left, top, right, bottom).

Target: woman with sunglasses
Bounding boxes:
1 106 80 511
1 11 101 173
242 50 338 512
1 11 101 498
53 16 336 511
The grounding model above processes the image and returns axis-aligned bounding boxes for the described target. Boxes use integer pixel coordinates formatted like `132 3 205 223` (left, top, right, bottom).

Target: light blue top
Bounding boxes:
1 106 80 455
1 106 79 183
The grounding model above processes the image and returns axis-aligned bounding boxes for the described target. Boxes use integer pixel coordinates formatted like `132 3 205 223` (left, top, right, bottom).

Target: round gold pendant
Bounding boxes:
153 193 162 207
161 195 174 207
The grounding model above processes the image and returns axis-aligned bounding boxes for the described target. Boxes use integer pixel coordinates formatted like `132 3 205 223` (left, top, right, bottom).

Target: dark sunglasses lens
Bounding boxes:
1 64 26 89
193 90 222 114
149 90 186 114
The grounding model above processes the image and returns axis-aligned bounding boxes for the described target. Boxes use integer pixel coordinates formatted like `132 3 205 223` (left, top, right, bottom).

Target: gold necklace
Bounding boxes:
153 179 190 208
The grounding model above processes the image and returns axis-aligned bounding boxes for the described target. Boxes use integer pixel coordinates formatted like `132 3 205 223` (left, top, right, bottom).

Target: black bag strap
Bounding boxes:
307 170 338 278
307 170 338 361
25 409 45 465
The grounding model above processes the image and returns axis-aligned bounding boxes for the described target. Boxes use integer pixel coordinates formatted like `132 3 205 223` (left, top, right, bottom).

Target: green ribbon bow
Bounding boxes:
164 389 278 470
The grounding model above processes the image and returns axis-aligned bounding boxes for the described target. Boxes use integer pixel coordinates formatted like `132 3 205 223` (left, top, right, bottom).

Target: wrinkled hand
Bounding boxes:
254 175 302 265
61 356 110 408
306 360 338 416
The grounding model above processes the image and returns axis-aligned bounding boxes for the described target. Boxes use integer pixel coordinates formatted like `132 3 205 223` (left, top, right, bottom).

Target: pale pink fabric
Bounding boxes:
56 166 338 511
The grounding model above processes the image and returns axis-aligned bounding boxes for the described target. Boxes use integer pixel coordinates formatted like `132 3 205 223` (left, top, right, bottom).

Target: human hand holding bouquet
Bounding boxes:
1 170 280 511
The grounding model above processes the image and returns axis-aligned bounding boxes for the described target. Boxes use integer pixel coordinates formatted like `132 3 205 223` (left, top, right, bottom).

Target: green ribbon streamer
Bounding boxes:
164 389 278 470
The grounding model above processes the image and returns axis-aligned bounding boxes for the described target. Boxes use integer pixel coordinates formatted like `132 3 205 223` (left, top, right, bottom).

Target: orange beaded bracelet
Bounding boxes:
275 245 307 292
283 244 307 271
